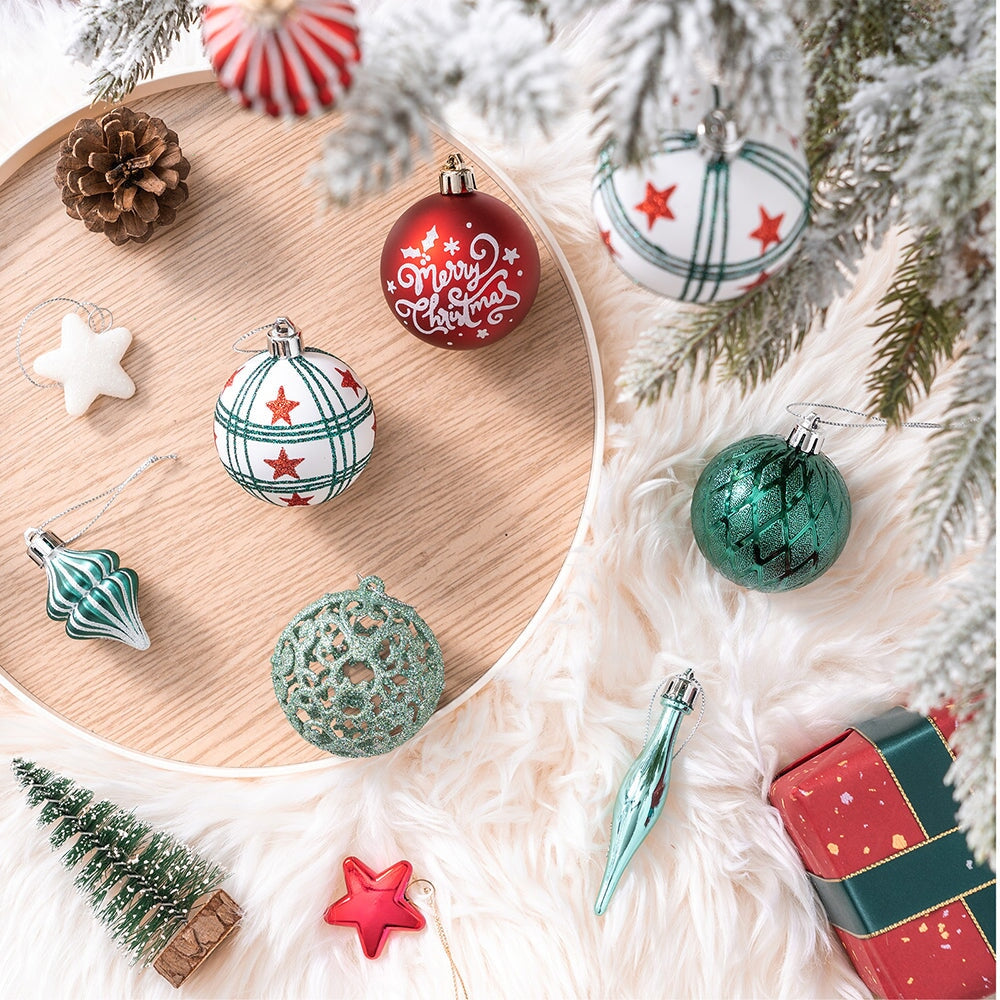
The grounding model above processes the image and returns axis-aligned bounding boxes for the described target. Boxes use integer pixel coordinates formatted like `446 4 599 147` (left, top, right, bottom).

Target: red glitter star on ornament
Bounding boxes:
282 492 314 506
335 367 362 397
634 182 676 229
324 857 425 959
224 369 239 389
263 447 305 480
749 207 784 253
599 229 619 257
266 386 300 425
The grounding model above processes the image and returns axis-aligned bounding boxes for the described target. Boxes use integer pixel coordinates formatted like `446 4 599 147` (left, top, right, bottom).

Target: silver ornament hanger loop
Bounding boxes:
232 317 300 354
24 454 178 547
786 402 945 431
16 297 114 388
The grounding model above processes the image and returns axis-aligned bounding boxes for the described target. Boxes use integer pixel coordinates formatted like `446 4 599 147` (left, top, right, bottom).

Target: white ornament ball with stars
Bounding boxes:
593 89 810 303
214 321 375 507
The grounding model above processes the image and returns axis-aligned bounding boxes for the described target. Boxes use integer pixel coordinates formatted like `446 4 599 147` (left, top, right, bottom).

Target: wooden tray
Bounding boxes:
0 74 601 772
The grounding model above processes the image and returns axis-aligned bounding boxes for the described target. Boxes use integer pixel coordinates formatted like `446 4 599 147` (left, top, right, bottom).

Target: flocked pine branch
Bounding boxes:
799 0 917 170
309 1 454 204
913 335 996 573
69 0 201 103
898 542 996 870
864 240 960 424
447 0 571 140
313 0 572 204
846 0 995 377
843 0 995 865
594 0 801 166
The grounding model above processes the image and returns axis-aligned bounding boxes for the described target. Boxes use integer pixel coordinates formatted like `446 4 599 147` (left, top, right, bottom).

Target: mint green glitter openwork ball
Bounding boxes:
690 434 852 592
271 576 444 757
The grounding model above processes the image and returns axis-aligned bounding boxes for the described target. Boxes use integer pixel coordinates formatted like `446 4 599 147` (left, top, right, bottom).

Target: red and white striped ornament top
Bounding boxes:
202 0 361 118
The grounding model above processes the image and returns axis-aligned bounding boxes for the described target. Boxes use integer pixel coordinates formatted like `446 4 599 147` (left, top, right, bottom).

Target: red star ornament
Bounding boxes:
263 447 305 480
282 492 314 506
749 207 784 253
324 857 425 959
634 182 676 229
599 228 619 258
265 386 300 426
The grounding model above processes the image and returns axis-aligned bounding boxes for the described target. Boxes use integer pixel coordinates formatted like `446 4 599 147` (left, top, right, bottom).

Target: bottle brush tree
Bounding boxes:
12 758 241 988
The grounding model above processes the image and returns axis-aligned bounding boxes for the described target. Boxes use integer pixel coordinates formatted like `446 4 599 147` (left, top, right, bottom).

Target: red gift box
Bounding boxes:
769 707 996 999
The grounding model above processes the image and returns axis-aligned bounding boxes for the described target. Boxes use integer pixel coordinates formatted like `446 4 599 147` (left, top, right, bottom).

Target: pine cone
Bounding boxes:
54 107 191 245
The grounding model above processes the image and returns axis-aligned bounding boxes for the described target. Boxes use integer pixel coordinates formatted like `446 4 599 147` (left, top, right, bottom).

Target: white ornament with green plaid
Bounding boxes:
593 88 810 303
214 318 375 507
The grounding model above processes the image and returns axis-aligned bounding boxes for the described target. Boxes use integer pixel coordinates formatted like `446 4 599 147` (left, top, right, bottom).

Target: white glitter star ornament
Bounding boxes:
30 310 136 417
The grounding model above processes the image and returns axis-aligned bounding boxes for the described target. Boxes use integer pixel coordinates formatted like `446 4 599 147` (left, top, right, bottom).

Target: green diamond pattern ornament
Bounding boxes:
271 576 444 757
214 317 376 507
26 529 150 649
690 414 852 592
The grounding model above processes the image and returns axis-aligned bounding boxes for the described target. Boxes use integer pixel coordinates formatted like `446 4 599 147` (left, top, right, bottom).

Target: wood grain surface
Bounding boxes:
0 79 599 770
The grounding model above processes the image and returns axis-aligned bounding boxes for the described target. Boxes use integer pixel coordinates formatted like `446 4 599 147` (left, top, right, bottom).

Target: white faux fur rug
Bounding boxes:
0 6 970 999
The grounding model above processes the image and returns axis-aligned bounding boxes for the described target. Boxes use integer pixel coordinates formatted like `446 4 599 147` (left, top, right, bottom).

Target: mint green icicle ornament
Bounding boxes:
25 529 150 650
595 669 703 915
272 576 444 757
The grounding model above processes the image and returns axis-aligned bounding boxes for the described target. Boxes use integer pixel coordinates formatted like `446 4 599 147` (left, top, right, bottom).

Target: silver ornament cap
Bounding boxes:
696 107 745 161
663 668 701 710
26 529 64 567
267 317 303 358
439 152 477 195
787 412 824 455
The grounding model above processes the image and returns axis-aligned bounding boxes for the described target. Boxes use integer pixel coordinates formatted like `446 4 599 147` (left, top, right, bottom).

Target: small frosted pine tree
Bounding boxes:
12 759 240 985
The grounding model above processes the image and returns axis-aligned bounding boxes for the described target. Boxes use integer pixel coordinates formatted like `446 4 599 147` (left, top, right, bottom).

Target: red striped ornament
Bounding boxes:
202 0 361 118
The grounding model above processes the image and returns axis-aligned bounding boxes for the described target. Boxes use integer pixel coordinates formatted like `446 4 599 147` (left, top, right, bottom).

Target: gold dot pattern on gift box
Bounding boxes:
778 739 927 876
842 903 995 997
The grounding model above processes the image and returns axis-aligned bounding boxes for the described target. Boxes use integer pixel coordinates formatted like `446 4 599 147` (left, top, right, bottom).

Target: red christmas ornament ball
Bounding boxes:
379 155 541 350
202 0 361 118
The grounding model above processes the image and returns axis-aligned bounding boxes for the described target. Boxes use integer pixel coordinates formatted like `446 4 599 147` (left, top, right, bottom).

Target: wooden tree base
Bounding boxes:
153 889 242 989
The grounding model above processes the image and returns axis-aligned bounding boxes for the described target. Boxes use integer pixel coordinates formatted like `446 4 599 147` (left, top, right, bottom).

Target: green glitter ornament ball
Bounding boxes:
690 434 852 592
271 576 444 757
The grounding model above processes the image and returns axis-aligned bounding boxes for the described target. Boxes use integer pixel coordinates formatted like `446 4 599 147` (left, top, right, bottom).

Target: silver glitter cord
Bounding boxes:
16 297 114 388
786 402 946 430
231 320 284 354
23 454 178 546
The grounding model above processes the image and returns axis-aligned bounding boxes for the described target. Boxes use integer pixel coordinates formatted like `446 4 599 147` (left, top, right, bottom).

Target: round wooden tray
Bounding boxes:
0 74 602 772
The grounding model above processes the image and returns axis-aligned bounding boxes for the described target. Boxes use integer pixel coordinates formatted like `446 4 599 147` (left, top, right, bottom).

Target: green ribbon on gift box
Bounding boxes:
807 707 996 947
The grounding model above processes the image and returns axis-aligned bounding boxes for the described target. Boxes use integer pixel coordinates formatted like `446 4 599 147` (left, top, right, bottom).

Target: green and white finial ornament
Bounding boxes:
26 531 149 649
271 576 444 757
24 455 177 649
690 410 852 592
593 86 809 302
214 317 376 507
